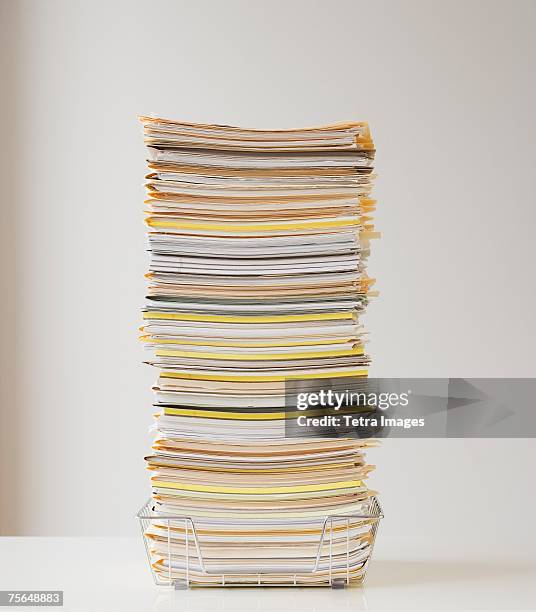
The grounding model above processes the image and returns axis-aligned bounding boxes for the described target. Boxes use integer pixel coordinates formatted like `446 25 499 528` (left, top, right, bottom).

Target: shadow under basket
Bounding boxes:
137 496 383 589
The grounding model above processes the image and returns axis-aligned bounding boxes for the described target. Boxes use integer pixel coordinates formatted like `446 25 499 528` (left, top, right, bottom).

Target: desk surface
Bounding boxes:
0 537 534 612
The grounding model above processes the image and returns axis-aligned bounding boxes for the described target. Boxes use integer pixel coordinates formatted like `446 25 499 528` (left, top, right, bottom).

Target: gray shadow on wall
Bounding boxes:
0 1 23 534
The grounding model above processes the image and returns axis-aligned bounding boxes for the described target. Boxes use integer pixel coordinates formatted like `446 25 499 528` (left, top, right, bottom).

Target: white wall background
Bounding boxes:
1 0 535 556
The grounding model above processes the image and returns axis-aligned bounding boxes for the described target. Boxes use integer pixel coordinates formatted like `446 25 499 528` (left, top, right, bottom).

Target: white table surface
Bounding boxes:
0 537 534 612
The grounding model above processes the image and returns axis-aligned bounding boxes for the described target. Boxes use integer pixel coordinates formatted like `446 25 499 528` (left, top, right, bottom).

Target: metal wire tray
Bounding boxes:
137 496 383 589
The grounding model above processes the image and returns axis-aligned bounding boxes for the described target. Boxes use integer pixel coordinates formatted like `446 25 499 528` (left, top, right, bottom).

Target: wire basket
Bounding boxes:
137 496 382 589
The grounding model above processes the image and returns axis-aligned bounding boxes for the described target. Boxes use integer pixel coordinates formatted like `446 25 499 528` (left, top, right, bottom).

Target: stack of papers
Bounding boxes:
139 117 379 585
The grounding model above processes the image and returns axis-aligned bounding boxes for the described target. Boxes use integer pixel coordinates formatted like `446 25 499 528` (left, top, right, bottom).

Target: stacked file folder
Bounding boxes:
139 117 380 586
